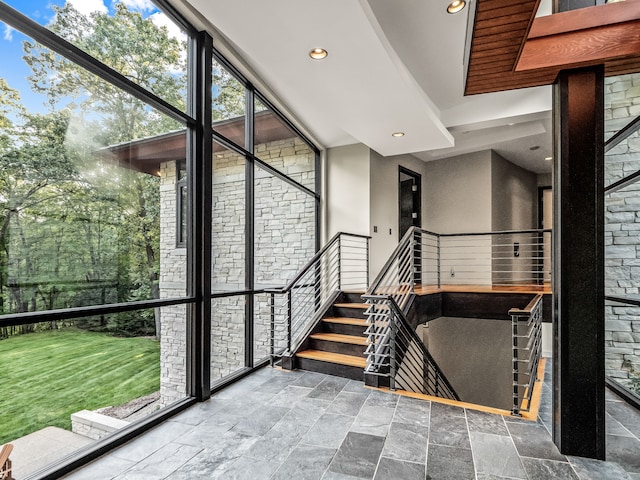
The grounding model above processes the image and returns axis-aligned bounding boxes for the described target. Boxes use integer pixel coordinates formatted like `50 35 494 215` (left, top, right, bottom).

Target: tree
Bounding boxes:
3 2 187 336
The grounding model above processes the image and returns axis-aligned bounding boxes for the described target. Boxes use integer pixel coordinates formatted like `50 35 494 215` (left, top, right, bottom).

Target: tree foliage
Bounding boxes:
0 2 186 337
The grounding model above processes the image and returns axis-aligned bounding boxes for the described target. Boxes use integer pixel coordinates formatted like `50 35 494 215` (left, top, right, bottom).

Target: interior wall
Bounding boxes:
491 150 537 232
423 151 493 234
369 151 430 279
326 144 371 240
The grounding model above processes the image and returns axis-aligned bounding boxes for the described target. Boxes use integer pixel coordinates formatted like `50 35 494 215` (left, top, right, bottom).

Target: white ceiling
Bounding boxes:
183 0 553 174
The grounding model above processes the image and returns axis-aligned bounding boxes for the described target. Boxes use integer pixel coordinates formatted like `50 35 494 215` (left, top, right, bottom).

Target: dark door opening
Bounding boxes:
399 166 422 240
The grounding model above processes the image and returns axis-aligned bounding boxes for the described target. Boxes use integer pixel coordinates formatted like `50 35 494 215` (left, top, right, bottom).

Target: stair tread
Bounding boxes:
296 349 366 368
334 303 368 309
310 332 368 345
323 317 368 326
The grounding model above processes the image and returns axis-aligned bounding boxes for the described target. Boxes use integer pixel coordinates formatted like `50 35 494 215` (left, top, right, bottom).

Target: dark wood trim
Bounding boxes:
517 13 640 72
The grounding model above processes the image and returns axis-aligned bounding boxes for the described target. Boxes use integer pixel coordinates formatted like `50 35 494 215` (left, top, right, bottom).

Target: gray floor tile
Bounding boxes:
210 455 280 480
63 456 136 480
254 374 299 395
309 377 350 401
271 444 336 480
607 401 640 439
521 458 579 480
350 404 395 437
506 421 566 461
291 371 328 388
606 434 640 473
393 396 431 428
470 431 526 479
430 401 465 418
364 390 399 408
381 422 428 463
429 411 470 448
467 410 508 435
426 444 474 480
343 380 368 393
327 391 370 416
270 384 314 407
166 447 242 479
231 405 290 436
328 432 385 479
303 413 355 448
322 471 365 480
568 455 632 480
374 457 425 480
607 413 635 437
113 443 202 480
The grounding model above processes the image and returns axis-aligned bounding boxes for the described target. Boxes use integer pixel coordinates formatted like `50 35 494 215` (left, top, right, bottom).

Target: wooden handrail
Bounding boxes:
509 294 543 316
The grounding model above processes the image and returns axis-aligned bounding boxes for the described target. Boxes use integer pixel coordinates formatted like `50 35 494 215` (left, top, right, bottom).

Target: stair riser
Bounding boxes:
331 306 367 320
296 357 364 381
309 338 367 357
322 322 367 337
340 292 365 304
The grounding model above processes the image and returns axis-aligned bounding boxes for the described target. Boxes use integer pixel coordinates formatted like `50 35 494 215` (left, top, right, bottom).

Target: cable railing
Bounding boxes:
363 294 459 400
363 226 549 402
509 294 543 416
266 232 370 364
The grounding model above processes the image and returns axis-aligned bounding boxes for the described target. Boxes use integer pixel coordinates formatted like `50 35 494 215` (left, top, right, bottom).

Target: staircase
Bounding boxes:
292 292 368 380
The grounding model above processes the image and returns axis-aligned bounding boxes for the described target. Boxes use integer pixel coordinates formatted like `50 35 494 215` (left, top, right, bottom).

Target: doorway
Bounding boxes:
399 166 422 240
538 186 552 284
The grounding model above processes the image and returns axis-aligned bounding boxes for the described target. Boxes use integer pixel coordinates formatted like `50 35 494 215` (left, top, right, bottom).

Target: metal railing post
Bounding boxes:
287 290 292 353
270 292 275 366
437 235 441 288
389 319 396 391
337 235 342 290
512 312 520 416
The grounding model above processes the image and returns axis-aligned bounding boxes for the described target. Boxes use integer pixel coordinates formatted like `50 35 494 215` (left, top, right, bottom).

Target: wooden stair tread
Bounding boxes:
310 333 368 345
334 303 368 309
296 349 366 368
323 317 368 326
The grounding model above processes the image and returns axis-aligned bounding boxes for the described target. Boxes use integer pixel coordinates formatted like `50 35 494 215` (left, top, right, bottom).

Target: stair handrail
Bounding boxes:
363 294 459 400
266 232 370 364
509 293 543 416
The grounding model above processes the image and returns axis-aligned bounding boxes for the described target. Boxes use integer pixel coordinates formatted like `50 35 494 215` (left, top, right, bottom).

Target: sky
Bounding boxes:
0 0 183 115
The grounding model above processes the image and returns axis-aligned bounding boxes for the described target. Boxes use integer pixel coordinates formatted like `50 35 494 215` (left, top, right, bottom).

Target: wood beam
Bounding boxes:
517 1 640 72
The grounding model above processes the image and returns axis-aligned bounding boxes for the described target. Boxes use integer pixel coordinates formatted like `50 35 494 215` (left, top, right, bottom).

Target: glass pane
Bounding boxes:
4 1 188 112
254 99 316 190
212 142 246 293
605 183 640 297
605 73 640 142
0 35 186 317
605 130 640 189
211 295 246 382
212 58 246 148
0 304 187 477
254 292 271 366
254 165 316 289
605 300 640 399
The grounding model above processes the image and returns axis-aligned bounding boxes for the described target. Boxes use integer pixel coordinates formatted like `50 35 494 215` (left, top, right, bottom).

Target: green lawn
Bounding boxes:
0 329 160 444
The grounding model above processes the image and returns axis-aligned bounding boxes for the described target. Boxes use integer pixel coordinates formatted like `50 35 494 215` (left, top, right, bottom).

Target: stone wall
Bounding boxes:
160 137 316 393
159 161 187 406
605 72 640 389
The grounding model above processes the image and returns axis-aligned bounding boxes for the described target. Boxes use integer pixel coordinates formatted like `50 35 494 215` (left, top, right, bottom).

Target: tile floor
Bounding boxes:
63 362 640 480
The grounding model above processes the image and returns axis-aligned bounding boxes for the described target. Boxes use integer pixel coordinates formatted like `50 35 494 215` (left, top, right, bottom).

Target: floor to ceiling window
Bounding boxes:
0 0 320 477
604 72 640 407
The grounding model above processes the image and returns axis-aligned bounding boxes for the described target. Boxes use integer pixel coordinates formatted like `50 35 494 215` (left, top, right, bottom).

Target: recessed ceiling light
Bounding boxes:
545 156 553 161
309 48 328 60
447 0 466 14
392 132 405 137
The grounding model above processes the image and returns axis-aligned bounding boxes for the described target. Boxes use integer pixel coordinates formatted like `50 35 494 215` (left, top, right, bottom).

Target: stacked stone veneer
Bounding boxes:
159 137 316 402
605 72 640 389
